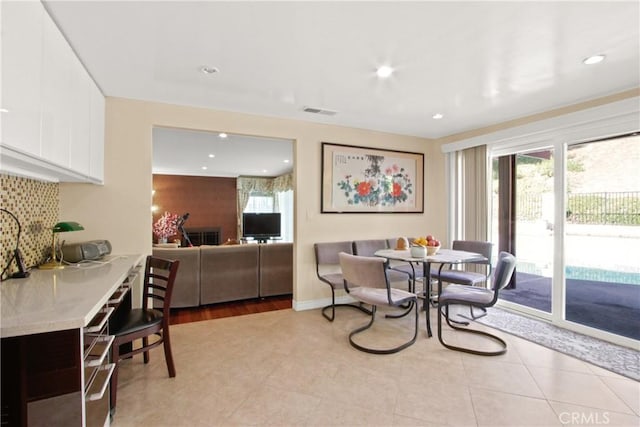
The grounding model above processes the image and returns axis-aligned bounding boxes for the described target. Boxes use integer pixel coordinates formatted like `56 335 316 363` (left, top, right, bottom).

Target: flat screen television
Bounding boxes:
242 213 281 243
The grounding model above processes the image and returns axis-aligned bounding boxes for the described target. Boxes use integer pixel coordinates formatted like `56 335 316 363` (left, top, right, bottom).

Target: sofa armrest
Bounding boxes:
259 243 293 297
152 247 201 308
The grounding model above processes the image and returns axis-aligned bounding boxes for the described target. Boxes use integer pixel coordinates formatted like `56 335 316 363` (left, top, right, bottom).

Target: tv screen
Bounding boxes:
242 213 281 242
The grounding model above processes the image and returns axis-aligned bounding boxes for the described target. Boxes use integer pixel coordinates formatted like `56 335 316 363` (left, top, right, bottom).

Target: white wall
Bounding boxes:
60 98 446 307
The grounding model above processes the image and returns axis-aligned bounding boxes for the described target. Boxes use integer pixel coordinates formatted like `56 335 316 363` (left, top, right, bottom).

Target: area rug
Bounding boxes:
476 307 640 381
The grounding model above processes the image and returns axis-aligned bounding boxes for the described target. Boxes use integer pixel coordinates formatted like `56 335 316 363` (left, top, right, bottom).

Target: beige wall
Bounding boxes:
60 98 443 306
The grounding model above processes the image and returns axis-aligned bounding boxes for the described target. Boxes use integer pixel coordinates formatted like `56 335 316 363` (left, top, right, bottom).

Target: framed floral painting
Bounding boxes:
321 142 424 213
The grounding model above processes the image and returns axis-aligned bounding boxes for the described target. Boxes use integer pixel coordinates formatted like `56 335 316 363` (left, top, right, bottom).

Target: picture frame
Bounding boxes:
321 142 424 213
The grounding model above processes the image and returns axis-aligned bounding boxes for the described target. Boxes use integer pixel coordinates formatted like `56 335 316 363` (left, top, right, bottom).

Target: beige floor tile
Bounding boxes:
462 358 545 398
306 398 395 426
511 338 594 374
528 366 634 414
110 308 638 427
599 376 640 416
393 381 477 426
470 387 562 426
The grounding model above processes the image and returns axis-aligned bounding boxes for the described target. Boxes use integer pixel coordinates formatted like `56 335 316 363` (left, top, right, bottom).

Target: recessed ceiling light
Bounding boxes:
218 133 228 139
201 166 208 170
376 65 394 78
200 66 219 74
262 169 268 173
432 113 444 120
0 108 9 113
283 159 290 163
583 54 605 65
208 154 215 158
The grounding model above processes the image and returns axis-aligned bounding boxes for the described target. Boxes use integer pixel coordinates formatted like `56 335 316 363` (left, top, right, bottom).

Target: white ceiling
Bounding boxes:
43 1 640 176
152 128 293 178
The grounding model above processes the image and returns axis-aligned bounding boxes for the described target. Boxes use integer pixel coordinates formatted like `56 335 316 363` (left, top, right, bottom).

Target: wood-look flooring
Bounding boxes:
169 295 292 325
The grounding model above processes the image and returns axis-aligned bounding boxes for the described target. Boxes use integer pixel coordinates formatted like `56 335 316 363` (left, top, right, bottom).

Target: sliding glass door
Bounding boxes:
491 150 555 314
564 135 640 340
491 133 640 342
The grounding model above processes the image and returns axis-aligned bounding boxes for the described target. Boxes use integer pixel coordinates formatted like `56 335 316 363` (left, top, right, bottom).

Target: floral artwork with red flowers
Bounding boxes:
336 154 414 207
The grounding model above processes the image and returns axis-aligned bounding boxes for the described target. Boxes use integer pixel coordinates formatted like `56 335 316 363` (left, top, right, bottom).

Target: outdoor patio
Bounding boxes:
500 271 640 340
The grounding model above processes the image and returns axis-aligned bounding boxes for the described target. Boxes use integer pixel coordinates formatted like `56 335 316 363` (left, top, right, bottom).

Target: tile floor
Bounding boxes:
111 307 640 427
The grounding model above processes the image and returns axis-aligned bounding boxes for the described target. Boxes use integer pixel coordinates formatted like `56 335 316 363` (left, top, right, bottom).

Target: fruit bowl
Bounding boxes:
426 245 440 256
410 245 427 258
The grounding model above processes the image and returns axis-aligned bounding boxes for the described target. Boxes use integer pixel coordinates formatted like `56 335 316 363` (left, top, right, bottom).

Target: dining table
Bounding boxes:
374 248 488 337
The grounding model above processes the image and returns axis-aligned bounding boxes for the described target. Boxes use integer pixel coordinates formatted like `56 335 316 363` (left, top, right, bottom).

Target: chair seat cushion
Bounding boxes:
319 272 344 289
435 269 487 286
350 287 415 307
113 308 163 336
440 284 494 305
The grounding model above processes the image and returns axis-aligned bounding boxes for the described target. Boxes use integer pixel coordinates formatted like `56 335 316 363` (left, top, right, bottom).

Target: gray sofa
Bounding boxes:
152 242 293 308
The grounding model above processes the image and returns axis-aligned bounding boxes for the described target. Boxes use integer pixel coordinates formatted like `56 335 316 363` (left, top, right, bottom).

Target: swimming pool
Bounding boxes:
565 265 640 285
515 262 640 285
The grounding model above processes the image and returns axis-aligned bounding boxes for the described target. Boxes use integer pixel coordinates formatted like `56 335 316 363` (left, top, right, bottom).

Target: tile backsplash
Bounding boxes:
1 174 59 277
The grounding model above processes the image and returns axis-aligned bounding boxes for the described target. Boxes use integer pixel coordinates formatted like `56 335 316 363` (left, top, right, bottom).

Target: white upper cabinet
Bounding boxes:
0 1 105 183
69 56 92 176
89 83 105 182
40 11 72 169
1 1 44 157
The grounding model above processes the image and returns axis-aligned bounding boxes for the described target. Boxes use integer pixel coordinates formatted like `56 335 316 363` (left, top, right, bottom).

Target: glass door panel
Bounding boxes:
492 150 555 313
565 135 640 339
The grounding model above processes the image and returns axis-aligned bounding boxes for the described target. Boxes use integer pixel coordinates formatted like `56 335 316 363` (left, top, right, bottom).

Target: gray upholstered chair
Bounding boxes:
437 251 516 356
314 241 371 321
352 239 412 289
339 252 419 354
434 240 494 286
433 240 494 319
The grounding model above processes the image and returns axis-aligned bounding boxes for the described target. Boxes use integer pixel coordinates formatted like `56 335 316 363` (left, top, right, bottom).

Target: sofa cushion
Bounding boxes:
200 245 260 304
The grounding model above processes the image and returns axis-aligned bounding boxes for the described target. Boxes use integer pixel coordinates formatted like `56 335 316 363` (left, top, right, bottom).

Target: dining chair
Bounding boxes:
352 239 412 289
314 241 372 321
433 240 494 319
339 252 419 354
437 251 516 356
109 255 180 410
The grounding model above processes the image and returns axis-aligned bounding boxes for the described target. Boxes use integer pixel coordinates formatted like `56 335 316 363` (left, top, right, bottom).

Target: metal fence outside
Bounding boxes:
515 191 640 226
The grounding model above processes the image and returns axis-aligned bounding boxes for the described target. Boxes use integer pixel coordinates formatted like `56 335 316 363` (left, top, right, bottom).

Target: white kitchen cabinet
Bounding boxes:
0 1 105 184
40 9 72 169
69 56 93 176
0 1 44 157
89 82 105 183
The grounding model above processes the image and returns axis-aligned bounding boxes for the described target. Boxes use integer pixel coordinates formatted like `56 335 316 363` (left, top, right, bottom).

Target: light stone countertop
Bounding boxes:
1 254 144 338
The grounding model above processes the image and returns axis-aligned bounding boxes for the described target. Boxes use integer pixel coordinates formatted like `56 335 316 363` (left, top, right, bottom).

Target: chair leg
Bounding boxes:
321 288 372 322
437 303 506 356
143 336 150 364
349 301 418 355
386 300 414 319
162 327 176 378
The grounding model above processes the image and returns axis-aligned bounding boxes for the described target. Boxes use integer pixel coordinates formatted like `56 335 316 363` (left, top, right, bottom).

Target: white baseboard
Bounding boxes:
292 295 357 312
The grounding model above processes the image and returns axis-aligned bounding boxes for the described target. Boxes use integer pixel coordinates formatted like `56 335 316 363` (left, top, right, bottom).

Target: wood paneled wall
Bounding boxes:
152 175 237 243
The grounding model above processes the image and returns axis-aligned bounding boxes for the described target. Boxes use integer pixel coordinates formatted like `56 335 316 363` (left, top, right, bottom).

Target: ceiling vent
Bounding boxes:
303 106 338 116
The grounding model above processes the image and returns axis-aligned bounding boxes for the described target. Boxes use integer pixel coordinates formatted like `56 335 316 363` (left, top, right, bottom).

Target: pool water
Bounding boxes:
565 265 640 285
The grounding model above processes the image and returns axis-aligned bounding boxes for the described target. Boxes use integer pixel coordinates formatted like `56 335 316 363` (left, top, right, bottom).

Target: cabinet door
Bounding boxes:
89 83 105 182
40 12 72 169
1 1 44 156
69 60 92 176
